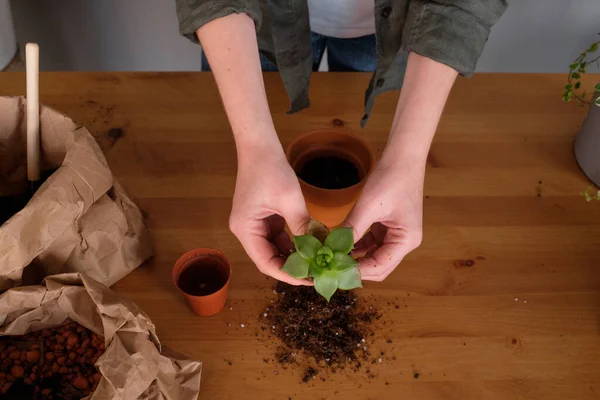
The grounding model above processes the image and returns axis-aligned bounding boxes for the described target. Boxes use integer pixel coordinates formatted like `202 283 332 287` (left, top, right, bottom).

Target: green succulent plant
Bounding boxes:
281 226 362 302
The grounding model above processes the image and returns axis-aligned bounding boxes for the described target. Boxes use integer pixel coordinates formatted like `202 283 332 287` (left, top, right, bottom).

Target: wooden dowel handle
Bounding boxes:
26 42 40 182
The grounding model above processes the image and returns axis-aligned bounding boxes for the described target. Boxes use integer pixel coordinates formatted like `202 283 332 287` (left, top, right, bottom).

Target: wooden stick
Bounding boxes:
26 42 40 183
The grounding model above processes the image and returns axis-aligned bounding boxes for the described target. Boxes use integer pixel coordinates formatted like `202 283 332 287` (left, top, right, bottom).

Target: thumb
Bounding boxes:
343 198 379 243
280 197 311 236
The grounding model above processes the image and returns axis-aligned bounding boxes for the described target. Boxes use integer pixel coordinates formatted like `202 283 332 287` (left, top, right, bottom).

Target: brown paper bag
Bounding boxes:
0 96 153 291
0 273 202 399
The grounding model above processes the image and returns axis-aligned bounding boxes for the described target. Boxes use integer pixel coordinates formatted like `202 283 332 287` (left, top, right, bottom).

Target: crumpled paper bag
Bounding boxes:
0 96 153 291
0 273 202 399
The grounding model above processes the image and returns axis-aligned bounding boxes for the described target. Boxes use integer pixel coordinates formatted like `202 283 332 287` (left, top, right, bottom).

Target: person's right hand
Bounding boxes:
229 144 313 286
196 12 312 285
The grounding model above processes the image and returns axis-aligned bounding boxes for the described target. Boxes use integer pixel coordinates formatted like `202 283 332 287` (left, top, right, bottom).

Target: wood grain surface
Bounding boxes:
1 72 599 400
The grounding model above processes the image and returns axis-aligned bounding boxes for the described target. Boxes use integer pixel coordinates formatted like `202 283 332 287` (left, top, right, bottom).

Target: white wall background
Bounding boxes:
8 0 600 73
10 0 202 71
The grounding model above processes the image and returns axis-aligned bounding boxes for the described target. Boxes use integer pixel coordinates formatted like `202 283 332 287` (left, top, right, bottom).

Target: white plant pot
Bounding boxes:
574 91 600 187
0 0 17 71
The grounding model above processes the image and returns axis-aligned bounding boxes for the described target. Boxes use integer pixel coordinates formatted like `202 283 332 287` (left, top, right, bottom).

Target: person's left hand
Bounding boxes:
343 158 425 281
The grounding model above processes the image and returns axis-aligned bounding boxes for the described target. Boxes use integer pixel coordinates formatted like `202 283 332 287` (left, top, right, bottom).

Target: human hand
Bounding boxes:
229 144 313 286
344 158 425 281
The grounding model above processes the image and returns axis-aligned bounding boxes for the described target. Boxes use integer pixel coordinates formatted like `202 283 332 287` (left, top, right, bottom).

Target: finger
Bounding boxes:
370 222 388 245
343 197 381 243
264 214 286 240
358 242 411 282
264 214 294 257
351 231 377 258
273 230 294 256
264 215 294 255
243 233 313 286
279 195 311 236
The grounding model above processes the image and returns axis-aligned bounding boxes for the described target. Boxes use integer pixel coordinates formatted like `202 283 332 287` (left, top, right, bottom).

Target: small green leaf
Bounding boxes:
315 246 333 267
330 252 358 272
589 42 599 52
571 72 581 79
281 252 310 279
337 268 363 290
595 83 600 92
565 83 573 90
313 272 339 302
596 96 600 106
309 260 324 277
325 227 354 254
569 62 579 70
575 81 581 89
293 235 322 260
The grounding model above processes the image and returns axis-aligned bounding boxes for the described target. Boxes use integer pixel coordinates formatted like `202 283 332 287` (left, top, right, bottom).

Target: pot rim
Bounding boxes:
286 129 376 192
172 248 231 300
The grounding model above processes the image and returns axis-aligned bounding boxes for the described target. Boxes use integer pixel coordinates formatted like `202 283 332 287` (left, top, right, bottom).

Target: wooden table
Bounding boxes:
1 72 599 400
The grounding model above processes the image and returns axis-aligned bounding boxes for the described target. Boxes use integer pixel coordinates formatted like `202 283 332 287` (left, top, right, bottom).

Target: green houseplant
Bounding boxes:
281 223 362 302
563 35 600 189
562 38 600 105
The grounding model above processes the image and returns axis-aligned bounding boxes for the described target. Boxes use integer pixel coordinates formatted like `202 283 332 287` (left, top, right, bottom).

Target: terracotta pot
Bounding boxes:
574 91 600 186
172 248 231 317
286 130 375 228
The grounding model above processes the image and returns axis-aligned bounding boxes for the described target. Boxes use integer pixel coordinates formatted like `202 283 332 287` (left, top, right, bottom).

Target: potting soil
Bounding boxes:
297 156 360 189
261 282 379 380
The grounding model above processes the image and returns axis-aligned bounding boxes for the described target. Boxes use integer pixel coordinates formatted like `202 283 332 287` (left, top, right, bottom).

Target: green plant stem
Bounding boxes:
564 39 600 104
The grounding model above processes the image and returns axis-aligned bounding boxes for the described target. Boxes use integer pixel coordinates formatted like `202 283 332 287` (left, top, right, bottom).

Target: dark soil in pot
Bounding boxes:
177 260 229 297
297 156 360 189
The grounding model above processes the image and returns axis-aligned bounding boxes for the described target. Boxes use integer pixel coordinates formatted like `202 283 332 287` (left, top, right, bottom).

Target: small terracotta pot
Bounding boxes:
172 248 231 317
286 130 375 228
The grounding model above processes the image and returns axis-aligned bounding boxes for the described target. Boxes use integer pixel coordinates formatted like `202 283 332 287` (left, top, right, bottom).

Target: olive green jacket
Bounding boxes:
175 0 507 126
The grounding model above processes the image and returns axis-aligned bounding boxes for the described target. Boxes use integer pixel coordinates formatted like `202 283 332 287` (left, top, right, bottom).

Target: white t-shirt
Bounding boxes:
307 0 376 39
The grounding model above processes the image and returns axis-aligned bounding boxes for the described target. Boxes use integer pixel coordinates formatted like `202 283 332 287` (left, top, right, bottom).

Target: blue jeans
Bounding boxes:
201 32 376 72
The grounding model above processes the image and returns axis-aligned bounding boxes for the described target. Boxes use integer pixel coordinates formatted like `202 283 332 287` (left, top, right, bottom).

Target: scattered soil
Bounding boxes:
297 156 360 189
275 346 295 365
177 259 229 296
260 282 380 382
302 367 318 383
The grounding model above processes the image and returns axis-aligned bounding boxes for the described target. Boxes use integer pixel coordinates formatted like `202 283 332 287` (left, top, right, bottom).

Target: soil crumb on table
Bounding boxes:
259 282 382 382
302 367 318 383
